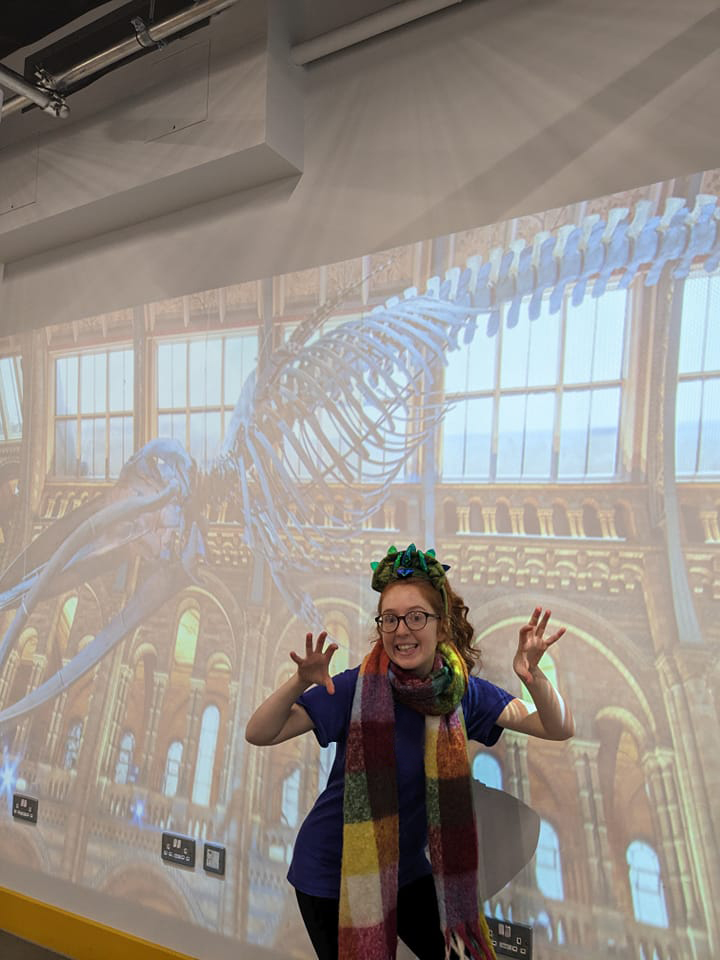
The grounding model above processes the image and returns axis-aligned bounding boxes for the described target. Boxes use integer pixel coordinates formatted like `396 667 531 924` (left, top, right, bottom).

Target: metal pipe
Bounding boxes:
0 0 240 120
291 0 464 66
0 62 69 118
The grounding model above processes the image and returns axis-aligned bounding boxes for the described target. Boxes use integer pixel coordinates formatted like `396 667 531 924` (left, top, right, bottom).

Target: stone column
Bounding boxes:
503 731 530 803
45 689 70 764
100 664 133 778
482 506 497 535
0 649 20 710
179 677 206 797
641 747 699 927
383 502 396 531
457 505 470 535
141 672 168 788
537 508 555 537
218 680 240 803
509 507 525 535
14 654 47 754
568 739 615 906
598 509 619 540
566 508 585 538
698 510 719 543
656 651 720 951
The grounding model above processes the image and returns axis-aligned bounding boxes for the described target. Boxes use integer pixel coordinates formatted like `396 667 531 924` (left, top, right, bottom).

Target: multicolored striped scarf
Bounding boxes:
339 640 496 960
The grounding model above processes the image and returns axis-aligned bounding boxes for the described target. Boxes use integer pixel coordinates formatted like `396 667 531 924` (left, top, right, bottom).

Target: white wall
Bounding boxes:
1 0 719 329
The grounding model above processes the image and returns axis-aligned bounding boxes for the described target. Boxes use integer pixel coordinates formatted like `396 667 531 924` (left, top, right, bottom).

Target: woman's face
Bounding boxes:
379 581 441 677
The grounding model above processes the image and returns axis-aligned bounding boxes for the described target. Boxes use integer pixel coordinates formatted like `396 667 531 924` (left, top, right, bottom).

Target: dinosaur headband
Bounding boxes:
370 544 451 613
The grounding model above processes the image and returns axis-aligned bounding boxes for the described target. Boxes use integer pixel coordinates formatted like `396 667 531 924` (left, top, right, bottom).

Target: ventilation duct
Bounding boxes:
291 0 463 65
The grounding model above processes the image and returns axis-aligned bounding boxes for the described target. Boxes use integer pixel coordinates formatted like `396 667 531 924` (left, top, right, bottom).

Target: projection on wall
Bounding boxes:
0 167 718 960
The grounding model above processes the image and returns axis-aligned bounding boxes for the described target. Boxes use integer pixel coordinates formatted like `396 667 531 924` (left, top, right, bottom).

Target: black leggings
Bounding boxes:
295 873 459 960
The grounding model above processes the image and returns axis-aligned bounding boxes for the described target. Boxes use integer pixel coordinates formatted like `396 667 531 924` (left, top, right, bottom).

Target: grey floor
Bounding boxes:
0 931 70 960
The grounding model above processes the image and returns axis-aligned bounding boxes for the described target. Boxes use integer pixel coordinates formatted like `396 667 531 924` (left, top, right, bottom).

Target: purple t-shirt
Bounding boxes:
286 666 515 897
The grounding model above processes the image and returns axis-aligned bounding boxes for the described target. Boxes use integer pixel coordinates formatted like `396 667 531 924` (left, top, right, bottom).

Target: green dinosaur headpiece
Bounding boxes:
370 544 451 613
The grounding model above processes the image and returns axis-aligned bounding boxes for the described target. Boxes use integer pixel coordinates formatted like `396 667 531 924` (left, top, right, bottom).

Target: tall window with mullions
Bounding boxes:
676 271 720 477
156 333 258 472
54 349 134 479
0 355 23 442
442 289 628 481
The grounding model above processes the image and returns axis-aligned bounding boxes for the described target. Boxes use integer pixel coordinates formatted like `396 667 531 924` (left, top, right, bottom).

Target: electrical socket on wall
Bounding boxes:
12 794 38 824
485 916 533 959
161 832 196 868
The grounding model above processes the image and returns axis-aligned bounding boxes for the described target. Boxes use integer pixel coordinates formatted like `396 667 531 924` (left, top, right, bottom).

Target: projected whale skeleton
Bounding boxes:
0 190 718 727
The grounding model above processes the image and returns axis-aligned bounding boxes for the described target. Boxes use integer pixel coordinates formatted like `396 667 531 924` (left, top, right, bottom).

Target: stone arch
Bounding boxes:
131 638 160 667
99 863 198 922
582 501 602 538
552 500 571 536
274 592 367 672
442 497 458 535
495 499 512 534
475 600 660 739
523 500 541 536
206 651 232 675
594 705 651 754
613 499 635 540
0 824 46 870
469 498 484 533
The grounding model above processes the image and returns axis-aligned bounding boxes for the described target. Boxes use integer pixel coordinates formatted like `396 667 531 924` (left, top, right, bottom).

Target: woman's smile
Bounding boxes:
380 582 441 677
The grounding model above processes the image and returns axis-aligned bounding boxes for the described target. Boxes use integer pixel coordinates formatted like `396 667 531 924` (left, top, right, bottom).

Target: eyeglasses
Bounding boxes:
374 611 441 633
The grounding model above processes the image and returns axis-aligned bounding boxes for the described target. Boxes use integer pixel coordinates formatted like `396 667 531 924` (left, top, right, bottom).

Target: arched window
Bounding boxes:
535 819 564 900
536 910 553 941
496 501 512 533
191 705 220 806
443 500 458 535
472 753 503 790
469 500 484 532
162 741 183 797
552 502 571 536
57 596 78 656
174 606 199 667
582 503 602 537
523 503 540 535
114 731 135 784
63 720 83 770
626 841 669 927
281 768 301 828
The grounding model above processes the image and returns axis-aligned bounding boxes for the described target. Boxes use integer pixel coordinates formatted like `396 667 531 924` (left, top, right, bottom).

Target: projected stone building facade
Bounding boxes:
0 172 718 960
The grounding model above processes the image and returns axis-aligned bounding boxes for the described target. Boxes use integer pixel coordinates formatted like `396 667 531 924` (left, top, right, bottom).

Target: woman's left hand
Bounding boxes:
513 607 565 685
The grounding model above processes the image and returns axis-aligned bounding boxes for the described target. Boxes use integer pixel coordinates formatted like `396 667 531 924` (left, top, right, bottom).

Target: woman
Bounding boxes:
246 545 574 960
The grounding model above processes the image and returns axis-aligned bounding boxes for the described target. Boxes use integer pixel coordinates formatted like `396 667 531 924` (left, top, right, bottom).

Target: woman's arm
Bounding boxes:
245 631 337 746
496 607 575 741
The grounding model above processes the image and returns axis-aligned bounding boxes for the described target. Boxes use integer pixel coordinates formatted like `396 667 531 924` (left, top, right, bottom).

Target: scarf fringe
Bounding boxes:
446 919 497 960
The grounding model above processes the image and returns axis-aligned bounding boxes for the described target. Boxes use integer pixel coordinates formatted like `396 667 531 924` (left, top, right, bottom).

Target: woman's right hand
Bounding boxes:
290 631 338 694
